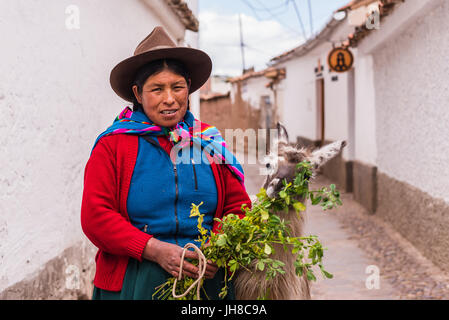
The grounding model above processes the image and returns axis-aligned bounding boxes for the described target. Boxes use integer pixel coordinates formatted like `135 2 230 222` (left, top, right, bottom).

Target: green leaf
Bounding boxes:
257 261 265 271
216 234 227 247
235 243 241 252
256 188 267 200
306 270 316 281
272 260 285 268
260 210 269 221
229 259 238 273
311 195 322 205
319 264 333 279
293 201 306 212
321 269 333 279
264 243 272 255
279 190 287 198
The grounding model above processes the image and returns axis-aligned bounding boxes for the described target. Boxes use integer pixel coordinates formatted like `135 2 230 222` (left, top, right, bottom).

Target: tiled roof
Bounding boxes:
164 0 199 32
227 67 286 83
200 91 230 101
227 69 267 83
227 67 286 92
336 0 368 12
269 0 403 64
341 0 404 48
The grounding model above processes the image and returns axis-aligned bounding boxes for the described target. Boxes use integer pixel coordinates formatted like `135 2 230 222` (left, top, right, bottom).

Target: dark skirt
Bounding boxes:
92 258 235 300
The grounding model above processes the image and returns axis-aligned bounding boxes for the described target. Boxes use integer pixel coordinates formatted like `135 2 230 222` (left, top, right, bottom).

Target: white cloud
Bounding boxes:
199 11 304 77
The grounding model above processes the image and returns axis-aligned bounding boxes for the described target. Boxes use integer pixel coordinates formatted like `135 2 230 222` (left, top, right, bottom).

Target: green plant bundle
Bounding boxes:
153 161 342 300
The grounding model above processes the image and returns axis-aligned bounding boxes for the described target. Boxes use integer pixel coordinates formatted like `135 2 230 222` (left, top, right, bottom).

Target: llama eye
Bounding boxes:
266 163 271 169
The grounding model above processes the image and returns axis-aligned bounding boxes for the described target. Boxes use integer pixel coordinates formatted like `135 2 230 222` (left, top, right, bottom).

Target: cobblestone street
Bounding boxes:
241 157 449 300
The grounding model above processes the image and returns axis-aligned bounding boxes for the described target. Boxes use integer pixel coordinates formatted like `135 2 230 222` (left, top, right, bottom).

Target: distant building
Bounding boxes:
200 75 232 96
199 67 285 156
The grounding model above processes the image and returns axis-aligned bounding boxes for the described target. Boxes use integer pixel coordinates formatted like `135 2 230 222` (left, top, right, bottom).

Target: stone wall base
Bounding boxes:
352 160 377 214
321 154 353 194
376 171 449 273
0 239 97 300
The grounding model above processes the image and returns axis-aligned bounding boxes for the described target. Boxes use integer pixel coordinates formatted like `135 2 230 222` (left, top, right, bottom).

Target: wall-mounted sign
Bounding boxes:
328 46 354 73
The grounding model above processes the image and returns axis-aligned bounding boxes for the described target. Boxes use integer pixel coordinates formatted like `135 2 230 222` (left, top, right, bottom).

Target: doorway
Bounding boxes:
316 77 325 147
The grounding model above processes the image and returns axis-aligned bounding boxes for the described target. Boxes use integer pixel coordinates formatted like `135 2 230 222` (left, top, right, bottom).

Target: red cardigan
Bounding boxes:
81 133 251 291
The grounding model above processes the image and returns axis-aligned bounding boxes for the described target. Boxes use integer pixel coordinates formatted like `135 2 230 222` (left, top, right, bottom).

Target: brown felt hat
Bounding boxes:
110 26 212 102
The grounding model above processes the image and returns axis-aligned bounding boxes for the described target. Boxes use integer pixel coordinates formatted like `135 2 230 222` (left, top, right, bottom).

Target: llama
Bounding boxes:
234 124 347 300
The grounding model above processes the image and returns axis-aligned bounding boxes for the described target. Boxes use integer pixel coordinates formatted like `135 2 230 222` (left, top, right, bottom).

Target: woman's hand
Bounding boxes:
204 260 218 279
142 238 201 279
143 238 219 279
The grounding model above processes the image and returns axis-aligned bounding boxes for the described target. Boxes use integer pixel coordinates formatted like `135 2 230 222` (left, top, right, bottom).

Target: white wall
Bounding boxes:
277 56 317 142
184 0 201 118
354 53 377 165
0 0 187 291
322 55 349 144
239 76 273 112
372 0 449 203
211 76 232 94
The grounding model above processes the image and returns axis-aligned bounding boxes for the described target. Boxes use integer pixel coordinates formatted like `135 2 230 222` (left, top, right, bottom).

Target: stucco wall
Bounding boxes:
237 76 273 113
372 0 449 204
277 57 317 143
323 60 349 144
0 0 187 294
354 54 377 165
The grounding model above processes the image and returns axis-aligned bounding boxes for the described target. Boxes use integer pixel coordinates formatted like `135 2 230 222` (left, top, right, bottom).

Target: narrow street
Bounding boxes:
241 157 449 300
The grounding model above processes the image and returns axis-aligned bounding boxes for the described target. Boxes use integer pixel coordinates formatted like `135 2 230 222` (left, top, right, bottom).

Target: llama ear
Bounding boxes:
276 122 289 144
309 140 347 169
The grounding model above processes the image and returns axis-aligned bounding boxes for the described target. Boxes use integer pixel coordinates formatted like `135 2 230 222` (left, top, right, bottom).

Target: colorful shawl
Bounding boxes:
91 106 244 183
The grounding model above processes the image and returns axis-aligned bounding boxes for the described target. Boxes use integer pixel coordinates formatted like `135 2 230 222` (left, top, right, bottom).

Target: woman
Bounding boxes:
81 26 251 300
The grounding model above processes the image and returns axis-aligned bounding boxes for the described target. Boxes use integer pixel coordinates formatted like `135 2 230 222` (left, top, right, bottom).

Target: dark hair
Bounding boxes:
131 59 191 112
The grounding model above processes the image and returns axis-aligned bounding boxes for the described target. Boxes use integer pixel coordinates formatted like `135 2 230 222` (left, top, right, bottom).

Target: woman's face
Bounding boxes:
132 69 190 127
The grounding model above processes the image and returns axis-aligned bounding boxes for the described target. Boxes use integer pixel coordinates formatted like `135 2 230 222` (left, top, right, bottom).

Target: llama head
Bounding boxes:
262 123 347 198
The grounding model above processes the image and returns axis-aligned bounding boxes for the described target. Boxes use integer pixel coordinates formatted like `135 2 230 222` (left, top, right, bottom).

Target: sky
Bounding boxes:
198 0 349 76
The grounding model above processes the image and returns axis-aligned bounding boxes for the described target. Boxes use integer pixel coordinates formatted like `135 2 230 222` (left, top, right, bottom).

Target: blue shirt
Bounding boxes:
126 111 218 248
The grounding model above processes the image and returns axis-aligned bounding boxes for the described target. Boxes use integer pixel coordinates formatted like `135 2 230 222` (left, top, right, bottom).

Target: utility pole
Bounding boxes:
239 14 246 74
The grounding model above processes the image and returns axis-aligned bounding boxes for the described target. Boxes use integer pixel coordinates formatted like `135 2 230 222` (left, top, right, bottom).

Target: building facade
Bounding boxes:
270 0 449 272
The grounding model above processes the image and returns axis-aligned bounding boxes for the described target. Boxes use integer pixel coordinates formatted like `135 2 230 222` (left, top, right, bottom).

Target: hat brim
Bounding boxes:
110 47 212 102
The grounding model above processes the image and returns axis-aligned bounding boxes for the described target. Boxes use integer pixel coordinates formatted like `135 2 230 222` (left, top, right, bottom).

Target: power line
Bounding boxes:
245 45 275 56
245 0 290 12
307 0 314 37
291 0 308 41
249 0 303 37
241 0 262 20
241 0 292 23
202 42 279 57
